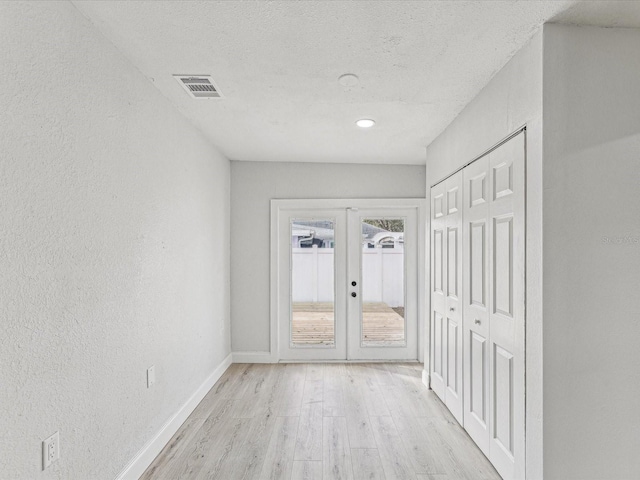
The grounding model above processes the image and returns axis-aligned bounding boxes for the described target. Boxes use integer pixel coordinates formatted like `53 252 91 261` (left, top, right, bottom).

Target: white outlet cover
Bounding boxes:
42 431 60 470
147 365 155 388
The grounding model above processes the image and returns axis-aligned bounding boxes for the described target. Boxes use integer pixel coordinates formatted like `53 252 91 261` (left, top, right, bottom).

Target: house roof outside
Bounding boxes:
292 219 398 247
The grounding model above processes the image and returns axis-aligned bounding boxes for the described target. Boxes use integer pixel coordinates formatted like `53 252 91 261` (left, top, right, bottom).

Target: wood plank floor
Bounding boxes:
141 363 500 480
292 302 405 346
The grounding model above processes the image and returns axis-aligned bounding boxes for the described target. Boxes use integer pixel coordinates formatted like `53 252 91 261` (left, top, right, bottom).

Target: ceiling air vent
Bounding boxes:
173 75 222 99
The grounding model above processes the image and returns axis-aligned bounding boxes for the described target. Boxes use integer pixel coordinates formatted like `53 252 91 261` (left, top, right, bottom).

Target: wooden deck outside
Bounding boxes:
292 302 405 346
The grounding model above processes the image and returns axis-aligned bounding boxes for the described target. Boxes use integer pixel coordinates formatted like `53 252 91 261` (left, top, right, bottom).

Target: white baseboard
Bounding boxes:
115 353 233 480
232 351 277 363
422 369 430 389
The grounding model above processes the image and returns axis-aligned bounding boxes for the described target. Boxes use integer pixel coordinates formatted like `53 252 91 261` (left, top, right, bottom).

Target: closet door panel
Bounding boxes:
463 155 491 454
443 172 463 423
430 171 463 425
488 132 525 480
430 182 447 400
433 311 444 383
470 332 488 421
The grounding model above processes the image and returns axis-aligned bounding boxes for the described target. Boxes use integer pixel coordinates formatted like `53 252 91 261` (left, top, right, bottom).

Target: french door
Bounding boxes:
273 199 424 361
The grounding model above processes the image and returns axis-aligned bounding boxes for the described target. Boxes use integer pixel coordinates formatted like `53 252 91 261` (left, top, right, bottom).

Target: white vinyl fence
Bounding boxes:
291 246 404 307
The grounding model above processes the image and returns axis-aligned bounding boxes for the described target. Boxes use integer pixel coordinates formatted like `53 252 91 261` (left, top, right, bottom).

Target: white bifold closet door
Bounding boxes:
472 132 525 480
430 171 463 424
462 152 491 454
431 131 525 480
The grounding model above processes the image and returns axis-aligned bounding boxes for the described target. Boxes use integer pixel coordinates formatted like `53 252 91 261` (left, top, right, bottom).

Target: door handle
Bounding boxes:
475 319 481 325
351 292 357 298
449 307 455 312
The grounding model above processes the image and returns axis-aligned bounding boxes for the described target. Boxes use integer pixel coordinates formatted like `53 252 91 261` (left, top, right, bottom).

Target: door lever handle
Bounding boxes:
474 319 481 325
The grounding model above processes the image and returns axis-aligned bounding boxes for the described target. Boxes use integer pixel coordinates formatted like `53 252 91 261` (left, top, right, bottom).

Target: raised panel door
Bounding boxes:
430 181 447 400
435 131 525 479
431 170 463 424
463 154 491 455
443 171 463 423
488 132 525 480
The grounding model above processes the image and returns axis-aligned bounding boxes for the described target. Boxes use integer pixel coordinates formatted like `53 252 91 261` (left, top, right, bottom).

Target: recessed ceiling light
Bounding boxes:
356 119 375 128
338 73 359 87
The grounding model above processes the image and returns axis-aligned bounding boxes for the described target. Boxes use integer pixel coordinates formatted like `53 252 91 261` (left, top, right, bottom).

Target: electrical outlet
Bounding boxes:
147 365 155 388
42 431 60 470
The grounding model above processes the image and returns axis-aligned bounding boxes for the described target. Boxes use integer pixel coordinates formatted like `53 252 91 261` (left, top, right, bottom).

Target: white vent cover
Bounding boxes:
173 75 222 99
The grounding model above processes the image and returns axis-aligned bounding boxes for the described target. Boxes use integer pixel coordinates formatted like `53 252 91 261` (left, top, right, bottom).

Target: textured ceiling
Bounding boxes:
73 1 640 165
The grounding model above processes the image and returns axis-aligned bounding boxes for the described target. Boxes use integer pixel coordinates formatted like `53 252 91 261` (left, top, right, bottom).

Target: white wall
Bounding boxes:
0 2 230 479
425 31 544 479
542 24 640 479
426 24 640 479
231 161 425 354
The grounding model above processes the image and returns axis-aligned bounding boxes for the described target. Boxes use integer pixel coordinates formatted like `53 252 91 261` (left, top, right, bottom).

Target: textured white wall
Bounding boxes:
543 24 640 479
424 31 544 479
0 2 230 479
230 161 425 353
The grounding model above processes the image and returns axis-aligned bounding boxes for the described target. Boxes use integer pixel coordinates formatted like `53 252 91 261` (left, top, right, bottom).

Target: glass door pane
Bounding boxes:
360 218 406 346
347 205 420 361
291 219 335 347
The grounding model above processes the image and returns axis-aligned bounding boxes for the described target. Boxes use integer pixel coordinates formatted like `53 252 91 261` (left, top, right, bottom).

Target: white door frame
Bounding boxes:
271 198 426 362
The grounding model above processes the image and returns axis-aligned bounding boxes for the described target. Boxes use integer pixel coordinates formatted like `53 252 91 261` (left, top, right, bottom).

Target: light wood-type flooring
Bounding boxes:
292 302 405 346
141 363 500 480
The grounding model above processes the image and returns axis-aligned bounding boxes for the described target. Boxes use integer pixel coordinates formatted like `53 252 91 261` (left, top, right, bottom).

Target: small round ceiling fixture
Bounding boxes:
338 73 359 87
356 118 375 128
